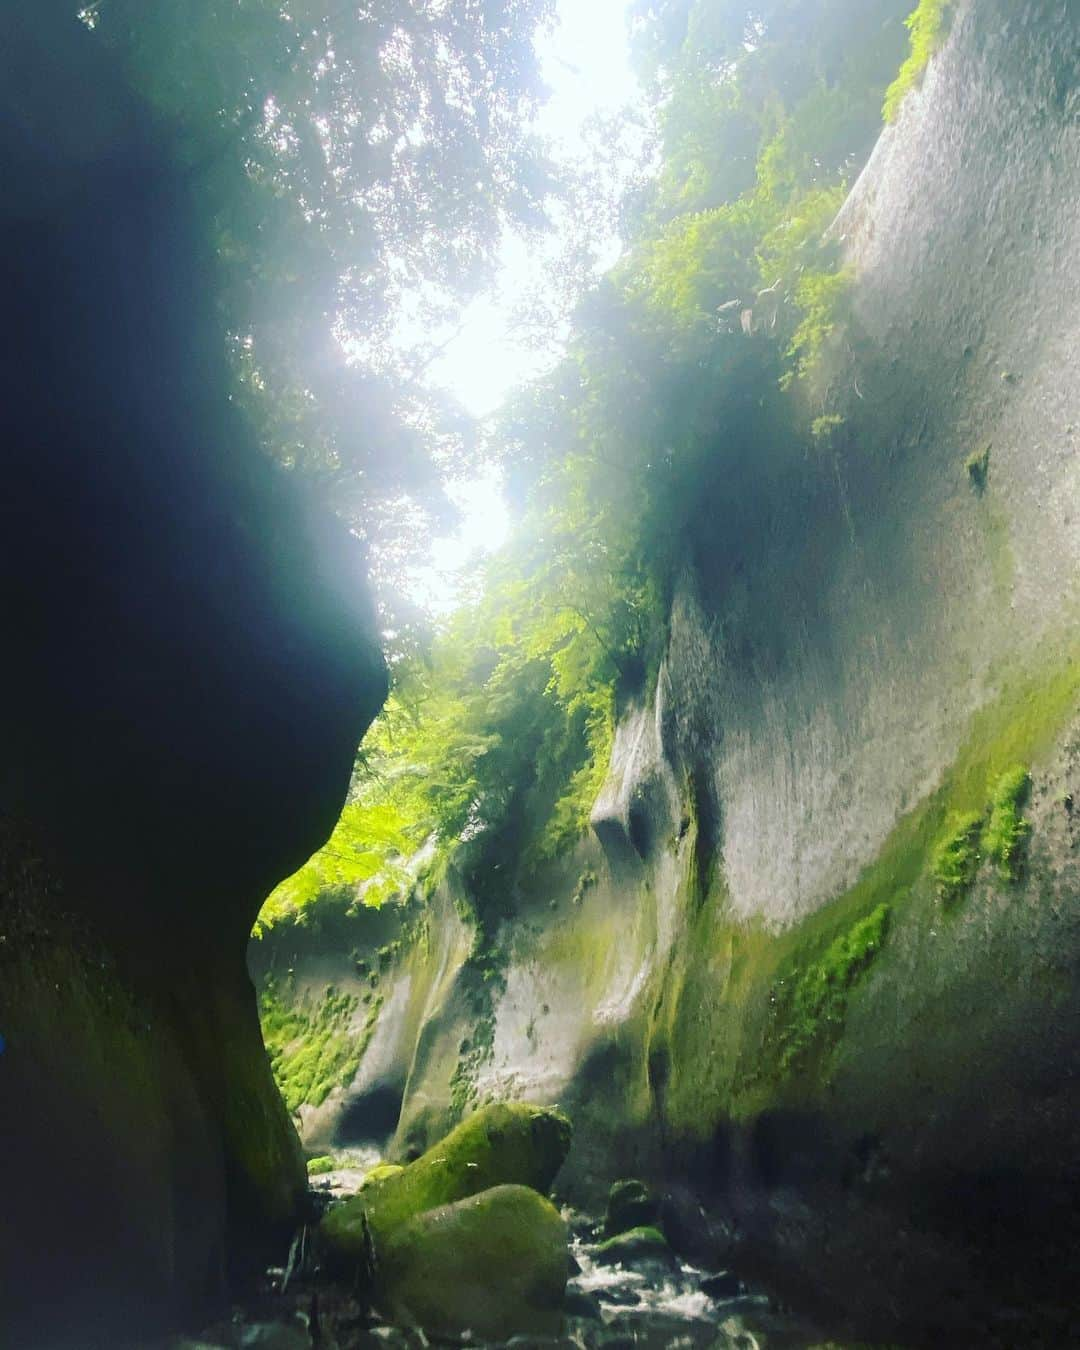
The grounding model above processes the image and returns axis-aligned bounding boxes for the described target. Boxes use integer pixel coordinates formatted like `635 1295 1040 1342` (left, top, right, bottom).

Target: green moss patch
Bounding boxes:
448 945 505 1117
758 667 1071 1087
322 1101 572 1257
594 1225 674 1267
931 810 984 903
775 902 892 1075
654 649 1079 1134
306 1155 337 1176
361 1162 405 1188
984 765 1032 880
260 981 382 1112
377 1184 568 1341
929 765 1032 901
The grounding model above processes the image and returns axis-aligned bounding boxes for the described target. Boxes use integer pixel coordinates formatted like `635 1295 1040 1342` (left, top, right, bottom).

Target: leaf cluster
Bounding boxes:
883 1 954 124
79 0 558 582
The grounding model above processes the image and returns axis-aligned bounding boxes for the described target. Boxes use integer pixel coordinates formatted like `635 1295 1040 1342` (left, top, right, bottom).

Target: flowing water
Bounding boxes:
170 1192 840 1350
560 1213 829 1350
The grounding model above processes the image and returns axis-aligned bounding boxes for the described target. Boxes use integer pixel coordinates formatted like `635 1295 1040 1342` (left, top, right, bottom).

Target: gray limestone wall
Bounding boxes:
256 5 1080 1337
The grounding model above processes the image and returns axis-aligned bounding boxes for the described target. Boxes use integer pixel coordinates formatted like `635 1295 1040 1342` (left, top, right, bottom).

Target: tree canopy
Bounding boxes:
75 0 558 583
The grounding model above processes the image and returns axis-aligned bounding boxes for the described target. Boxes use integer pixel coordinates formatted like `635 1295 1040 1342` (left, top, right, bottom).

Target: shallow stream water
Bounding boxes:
169 1172 840 1350
558 1213 826 1350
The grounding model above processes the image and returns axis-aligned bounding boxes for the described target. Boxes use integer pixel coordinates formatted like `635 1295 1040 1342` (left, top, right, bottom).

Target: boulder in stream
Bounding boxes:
321 1100 571 1259
700 1270 742 1300
375 1184 568 1340
604 1178 660 1236
594 1225 677 1269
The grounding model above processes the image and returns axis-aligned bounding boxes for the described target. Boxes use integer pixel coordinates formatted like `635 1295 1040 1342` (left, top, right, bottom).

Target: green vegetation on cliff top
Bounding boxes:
257 1 918 936
883 1 956 122
83 0 556 623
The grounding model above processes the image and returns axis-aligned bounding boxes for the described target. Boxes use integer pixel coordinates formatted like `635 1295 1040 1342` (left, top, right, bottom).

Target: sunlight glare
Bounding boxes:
425 0 640 420
403 0 640 612
406 465 511 616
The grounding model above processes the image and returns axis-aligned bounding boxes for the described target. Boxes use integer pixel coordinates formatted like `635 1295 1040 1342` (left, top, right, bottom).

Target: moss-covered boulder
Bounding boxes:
604 1178 659 1236
376 1184 568 1340
594 1225 675 1268
362 1163 405 1188
322 1101 571 1259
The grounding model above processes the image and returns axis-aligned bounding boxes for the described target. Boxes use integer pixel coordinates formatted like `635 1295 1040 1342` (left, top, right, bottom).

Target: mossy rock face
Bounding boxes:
321 1101 572 1259
594 1225 675 1268
376 1184 568 1341
604 1178 659 1237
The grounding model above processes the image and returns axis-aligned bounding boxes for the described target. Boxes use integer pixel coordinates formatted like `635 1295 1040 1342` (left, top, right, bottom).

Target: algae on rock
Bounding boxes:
594 1225 676 1268
983 765 1032 880
376 1184 568 1340
931 810 984 904
261 980 383 1113
775 902 892 1075
604 1177 660 1237
321 1100 571 1260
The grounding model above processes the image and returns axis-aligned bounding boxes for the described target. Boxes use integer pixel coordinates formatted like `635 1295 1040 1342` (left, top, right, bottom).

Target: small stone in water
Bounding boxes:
597 1285 640 1307
594 1225 675 1268
564 1288 602 1320
700 1270 742 1300
236 1318 312 1349
604 1179 660 1236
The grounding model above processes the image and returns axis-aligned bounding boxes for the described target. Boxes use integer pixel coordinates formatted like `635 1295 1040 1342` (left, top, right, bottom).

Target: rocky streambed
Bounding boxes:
559 1217 818 1350
161 1106 855 1350
164 1213 833 1350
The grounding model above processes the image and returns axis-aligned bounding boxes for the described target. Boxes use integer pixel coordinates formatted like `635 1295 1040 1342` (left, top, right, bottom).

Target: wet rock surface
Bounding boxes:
168 1193 840 1350
594 1227 677 1270
321 1102 572 1265
376 1185 568 1340
604 1180 661 1237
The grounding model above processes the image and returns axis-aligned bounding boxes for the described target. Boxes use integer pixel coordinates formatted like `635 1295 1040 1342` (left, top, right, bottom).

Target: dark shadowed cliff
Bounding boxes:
0 10 387 1346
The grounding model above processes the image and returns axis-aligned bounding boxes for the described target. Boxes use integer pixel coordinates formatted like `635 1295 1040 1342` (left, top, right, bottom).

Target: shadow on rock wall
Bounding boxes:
0 11 386 1347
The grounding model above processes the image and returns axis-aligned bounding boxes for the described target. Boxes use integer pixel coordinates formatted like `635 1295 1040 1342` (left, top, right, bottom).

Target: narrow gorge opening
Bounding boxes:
4 3 1080 1348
